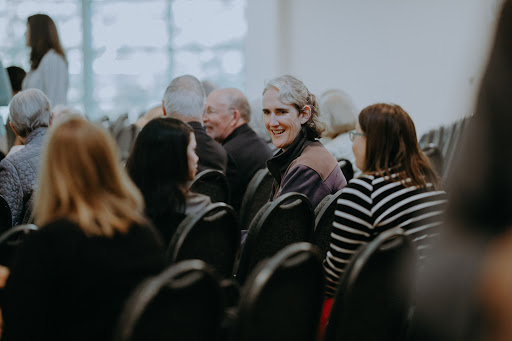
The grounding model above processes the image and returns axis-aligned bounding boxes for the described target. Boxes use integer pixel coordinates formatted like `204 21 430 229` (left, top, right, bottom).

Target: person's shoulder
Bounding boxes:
40 49 67 67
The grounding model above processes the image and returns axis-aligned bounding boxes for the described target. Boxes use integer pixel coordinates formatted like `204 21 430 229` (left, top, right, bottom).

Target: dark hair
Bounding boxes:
446 0 512 236
6 66 26 93
126 117 193 225
27 14 66 70
359 103 440 189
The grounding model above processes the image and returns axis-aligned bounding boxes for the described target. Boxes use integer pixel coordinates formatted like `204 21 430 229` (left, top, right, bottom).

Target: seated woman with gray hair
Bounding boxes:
0 88 50 229
320 88 362 177
263 75 347 208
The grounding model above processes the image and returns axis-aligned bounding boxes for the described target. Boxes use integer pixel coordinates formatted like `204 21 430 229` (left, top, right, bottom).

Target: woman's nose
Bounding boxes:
269 113 279 126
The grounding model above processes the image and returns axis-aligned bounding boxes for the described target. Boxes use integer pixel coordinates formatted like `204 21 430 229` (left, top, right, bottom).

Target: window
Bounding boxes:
0 0 247 120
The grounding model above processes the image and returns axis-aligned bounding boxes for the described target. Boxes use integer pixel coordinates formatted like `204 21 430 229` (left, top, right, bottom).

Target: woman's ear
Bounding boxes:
299 105 312 124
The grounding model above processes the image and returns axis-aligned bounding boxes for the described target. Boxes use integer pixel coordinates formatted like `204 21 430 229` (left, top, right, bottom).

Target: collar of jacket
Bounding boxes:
221 123 250 145
266 127 315 186
25 126 47 145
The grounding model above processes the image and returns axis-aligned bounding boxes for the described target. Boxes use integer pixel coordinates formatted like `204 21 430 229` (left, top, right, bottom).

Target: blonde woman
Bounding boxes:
1 117 165 341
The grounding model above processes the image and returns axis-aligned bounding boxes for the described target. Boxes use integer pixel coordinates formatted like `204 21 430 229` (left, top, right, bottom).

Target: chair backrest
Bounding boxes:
21 191 34 225
324 228 417 341
239 168 274 229
0 224 38 266
313 189 344 260
0 195 11 232
422 143 444 177
338 159 354 182
114 260 223 341
189 169 230 204
166 203 240 278
234 192 315 285
234 242 325 341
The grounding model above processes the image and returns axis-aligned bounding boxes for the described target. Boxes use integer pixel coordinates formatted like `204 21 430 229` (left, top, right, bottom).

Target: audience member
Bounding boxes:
201 80 217 96
5 66 26 153
411 1 512 339
204 87 272 210
263 75 346 209
323 103 447 297
1 116 165 341
0 89 50 228
126 117 211 246
23 14 68 107
135 104 164 129
163 75 227 174
320 88 362 177
6 66 26 96
50 104 83 125
0 61 11 106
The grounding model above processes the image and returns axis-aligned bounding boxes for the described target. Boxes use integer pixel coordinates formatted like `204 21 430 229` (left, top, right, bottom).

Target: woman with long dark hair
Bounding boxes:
126 117 211 245
323 103 447 297
22 14 68 107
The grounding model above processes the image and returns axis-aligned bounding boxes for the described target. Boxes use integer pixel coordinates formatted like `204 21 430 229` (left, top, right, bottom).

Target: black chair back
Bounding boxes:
0 195 11 233
115 260 223 341
190 169 230 204
422 144 444 177
234 242 325 341
166 203 239 278
234 192 314 285
21 191 34 225
0 224 38 266
324 228 416 341
239 168 273 229
313 189 344 260
338 159 354 182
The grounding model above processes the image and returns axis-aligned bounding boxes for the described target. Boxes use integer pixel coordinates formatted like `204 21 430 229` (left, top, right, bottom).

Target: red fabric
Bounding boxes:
317 297 334 341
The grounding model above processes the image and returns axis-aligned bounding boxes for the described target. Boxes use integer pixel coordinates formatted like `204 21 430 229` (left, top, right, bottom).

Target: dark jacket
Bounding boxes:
223 123 273 210
267 129 346 208
0 127 46 229
189 121 228 174
2 219 165 341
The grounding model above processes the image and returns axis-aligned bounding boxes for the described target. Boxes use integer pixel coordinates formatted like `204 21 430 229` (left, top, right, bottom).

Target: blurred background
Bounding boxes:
0 0 504 135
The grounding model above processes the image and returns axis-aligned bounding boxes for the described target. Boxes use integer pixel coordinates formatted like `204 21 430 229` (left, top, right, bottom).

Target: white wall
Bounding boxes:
246 0 502 135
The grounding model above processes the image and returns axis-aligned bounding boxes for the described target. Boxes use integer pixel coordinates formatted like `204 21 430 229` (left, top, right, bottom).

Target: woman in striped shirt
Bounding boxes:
323 103 447 297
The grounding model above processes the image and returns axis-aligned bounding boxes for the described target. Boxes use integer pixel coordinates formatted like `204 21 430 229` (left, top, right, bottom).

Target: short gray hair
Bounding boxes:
9 88 51 137
163 75 205 119
263 75 325 139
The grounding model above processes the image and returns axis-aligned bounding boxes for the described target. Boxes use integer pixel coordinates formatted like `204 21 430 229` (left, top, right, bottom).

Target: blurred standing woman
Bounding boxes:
1 117 165 341
263 75 346 208
323 103 447 298
22 14 68 107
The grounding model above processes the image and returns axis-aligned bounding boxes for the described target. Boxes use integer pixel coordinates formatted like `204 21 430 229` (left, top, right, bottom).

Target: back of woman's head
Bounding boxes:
359 103 439 188
263 75 325 140
126 117 193 218
35 116 145 236
319 89 358 138
28 14 65 69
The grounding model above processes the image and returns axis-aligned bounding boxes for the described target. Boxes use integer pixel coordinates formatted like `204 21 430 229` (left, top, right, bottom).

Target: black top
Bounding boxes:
189 121 228 174
222 124 273 211
2 219 166 341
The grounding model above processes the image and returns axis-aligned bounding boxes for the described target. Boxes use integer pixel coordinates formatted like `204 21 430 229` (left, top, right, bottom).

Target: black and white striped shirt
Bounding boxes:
323 172 447 297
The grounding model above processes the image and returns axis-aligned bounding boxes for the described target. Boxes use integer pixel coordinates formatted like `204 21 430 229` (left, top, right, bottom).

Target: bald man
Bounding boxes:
204 88 272 211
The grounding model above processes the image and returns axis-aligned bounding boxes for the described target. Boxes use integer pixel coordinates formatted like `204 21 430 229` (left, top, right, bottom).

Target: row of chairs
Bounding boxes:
115 228 417 341
419 116 471 185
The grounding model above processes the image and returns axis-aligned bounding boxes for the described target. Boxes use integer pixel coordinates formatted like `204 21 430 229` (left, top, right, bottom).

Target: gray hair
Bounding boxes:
263 75 325 139
163 75 205 119
9 88 51 137
319 89 358 138
222 88 251 123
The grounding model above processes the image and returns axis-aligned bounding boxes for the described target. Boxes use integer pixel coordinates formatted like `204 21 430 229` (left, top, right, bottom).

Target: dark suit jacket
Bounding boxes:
189 121 228 174
223 124 273 211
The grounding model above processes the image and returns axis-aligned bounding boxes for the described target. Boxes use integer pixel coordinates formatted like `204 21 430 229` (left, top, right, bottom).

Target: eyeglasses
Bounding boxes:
349 130 365 142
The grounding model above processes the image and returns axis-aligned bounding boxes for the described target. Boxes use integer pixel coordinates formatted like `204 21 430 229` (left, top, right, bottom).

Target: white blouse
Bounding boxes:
22 49 68 107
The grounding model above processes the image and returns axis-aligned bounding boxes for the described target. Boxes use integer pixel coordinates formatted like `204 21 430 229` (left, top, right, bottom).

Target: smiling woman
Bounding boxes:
263 75 347 208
